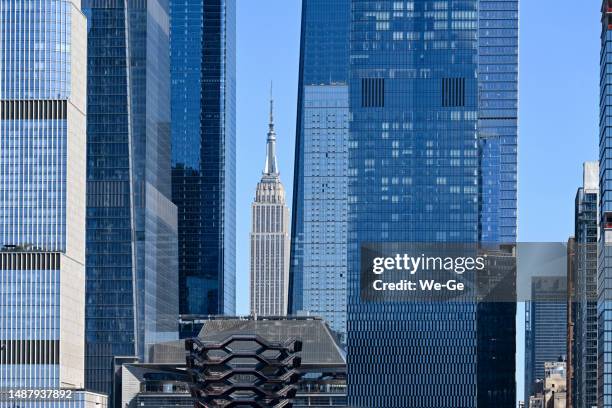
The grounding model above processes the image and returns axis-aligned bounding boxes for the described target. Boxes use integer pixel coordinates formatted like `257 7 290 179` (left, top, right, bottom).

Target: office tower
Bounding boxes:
289 0 351 343
525 277 567 403
345 1 518 407
250 97 291 316
82 0 179 402
602 5 612 408
570 162 598 408
567 237 576 408
0 1 106 406
170 0 236 317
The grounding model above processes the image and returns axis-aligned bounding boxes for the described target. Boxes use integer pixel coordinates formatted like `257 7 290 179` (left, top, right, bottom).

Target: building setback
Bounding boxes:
170 0 236 317
345 0 518 406
289 0 351 344
250 96 290 316
82 0 179 403
0 1 106 406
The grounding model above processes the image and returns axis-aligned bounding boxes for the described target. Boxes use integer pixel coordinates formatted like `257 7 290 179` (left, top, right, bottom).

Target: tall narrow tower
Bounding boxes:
250 94 291 316
0 1 105 405
171 0 237 317
599 3 612 407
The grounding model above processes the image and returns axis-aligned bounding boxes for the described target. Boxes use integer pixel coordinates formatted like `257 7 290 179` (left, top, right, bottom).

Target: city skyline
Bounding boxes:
0 1 605 407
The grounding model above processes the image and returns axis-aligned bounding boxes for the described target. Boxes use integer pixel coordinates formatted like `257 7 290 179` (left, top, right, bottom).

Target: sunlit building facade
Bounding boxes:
289 0 351 344
82 0 178 402
346 0 518 406
0 1 107 406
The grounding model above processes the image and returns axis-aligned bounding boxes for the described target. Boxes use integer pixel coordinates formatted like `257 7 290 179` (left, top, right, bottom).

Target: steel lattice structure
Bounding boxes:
185 335 302 408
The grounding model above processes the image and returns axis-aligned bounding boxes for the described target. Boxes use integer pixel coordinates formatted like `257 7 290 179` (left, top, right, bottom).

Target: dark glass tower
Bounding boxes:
345 1 517 407
571 162 598 408
82 0 179 402
289 0 350 343
170 0 236 317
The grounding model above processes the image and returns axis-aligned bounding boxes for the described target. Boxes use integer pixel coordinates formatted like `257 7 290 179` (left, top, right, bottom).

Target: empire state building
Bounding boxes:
250 94 290 316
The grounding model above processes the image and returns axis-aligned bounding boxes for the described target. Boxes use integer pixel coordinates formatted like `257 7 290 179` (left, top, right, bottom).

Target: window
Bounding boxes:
361 78 385 108
442 77 466 107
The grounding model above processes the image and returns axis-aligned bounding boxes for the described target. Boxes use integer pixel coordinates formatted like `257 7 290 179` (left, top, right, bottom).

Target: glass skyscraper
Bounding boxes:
82 0 179 402
289 0 351 343
524 277 567 403
170 0 236 317
571 161 598 408
345 1 517 407
600 4 612 407
0 1 106 406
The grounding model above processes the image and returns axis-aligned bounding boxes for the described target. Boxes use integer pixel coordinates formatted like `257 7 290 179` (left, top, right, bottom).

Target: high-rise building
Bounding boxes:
289 0 351 344
82 0 179 402
250 96 290 316
345 1 518 407
525 277 567 403
601 4 612 408
567 236 576 408
170 0 236 317
570 162 598 408
0 1 106 406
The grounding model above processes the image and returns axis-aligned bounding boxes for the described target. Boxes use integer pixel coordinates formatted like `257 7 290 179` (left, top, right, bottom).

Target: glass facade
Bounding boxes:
346 1 517 407
572 164 598 408
600 4 612 407
289 0 350 343
524 277 567 403
170 0 236 317
82 0 178 401
0 0 88 398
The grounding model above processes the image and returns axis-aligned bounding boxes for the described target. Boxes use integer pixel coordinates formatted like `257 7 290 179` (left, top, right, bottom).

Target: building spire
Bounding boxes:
264 82 279 176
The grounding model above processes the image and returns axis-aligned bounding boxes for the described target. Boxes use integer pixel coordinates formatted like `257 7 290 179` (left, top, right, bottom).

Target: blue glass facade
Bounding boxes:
524 278 567 403
345 1 517 407
289 0 350 343
572 165 598 408
0 0 90 399
82 0 178 401
600 4 612 407
170 0 236 317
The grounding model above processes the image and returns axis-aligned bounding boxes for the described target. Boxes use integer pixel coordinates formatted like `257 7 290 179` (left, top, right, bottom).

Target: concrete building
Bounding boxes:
528 360 567 408
250 96 290 316
0 1 106 406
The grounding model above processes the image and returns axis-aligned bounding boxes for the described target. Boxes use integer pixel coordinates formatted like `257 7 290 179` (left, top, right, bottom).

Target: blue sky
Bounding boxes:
235 0 601 403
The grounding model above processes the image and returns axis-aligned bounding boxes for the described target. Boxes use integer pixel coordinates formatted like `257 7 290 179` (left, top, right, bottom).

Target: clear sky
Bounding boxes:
235 0 601 404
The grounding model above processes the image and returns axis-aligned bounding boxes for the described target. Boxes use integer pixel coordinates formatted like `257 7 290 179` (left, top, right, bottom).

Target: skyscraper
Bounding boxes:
82 0 179 402
250 96 290 317
570 162 598 408
170 0 236 317
525 277 567 403
289 0 351 343
600 4 612 406
345 1 517 407
0 1 105 406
